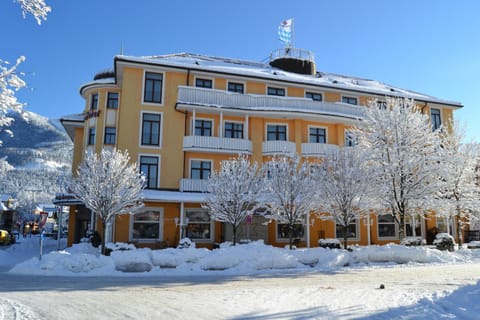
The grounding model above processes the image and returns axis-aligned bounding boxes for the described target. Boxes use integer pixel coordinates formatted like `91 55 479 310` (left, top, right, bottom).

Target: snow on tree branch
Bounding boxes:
70 149 145 254
263 153 318 249
354 97 443 239
15 0 51 25
435 120 480 245
0 56 26 141
313 146 376 249
203 154 265 245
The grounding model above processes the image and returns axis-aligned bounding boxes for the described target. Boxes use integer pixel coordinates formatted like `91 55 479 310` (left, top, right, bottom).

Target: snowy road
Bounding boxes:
0 263 479 320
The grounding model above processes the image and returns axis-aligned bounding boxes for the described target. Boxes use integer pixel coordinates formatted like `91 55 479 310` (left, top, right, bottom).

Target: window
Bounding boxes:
309 127 326 143
195 78 212 88
405 216 422 237
227 82 244 93
106 92 119 109
191 160 211 180
141 113 161 146
132 209 163 240
267 87 285 96
305 91 322 101
431 108 442 131
378 214 396 238
342 96 358 105
345 130 356 147
224 122 243 139
436 216 448 233
88 127 96 145
277 222 305 241
140 156 159 189
186 209 213 241
376 100 387 110
267 124 287 141
144 72 163 103
194 119 212 136
104 127 116 145
336 220 357 239
90 93 98 110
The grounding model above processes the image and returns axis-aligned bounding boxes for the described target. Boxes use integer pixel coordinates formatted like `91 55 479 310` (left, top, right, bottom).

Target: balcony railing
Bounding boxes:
301 143 339 156
262 141 296 155
183 135 252 153
180 178 209 192
177 86 365 119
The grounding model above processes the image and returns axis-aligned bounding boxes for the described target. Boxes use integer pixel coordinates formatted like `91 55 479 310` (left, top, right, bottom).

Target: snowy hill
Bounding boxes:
0 111 72 170
0 111 72 202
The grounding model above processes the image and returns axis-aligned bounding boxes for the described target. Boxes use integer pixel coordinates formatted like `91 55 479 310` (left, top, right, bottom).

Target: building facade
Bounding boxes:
59 49 463 248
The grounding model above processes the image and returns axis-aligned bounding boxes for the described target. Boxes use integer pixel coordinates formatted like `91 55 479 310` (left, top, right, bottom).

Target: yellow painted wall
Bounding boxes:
73 59 462 249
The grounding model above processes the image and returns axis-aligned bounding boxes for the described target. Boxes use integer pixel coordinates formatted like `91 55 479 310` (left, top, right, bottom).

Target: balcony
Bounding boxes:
180 179 209 192
183 135 252 154
262 141 296 155
301 143 339 156
177 86 365 119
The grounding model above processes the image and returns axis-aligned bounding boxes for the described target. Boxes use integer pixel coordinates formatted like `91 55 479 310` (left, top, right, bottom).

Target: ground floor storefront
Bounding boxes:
55 190 469 249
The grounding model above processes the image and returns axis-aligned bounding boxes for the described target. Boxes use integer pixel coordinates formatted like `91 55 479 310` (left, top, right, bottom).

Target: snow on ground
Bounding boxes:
1 236 480 319
2 237 479 277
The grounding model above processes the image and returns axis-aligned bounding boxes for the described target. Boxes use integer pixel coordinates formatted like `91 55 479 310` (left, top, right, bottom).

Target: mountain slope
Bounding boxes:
0 111 72 170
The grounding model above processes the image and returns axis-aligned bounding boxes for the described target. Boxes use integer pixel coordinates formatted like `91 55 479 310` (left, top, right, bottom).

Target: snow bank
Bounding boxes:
5 237 480 276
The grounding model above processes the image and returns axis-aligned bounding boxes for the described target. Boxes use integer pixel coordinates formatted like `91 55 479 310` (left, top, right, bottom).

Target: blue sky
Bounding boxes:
2 0 479 140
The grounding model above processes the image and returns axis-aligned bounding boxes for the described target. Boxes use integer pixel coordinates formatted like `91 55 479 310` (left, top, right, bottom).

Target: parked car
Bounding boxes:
0 229 11 245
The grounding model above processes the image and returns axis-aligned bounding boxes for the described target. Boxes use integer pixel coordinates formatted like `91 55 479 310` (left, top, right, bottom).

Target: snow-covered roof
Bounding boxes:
115 52 462 108
60 113 84 141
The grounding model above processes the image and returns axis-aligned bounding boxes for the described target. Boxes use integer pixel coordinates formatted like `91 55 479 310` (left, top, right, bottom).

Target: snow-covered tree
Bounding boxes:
263 153 318 249
0 0 50 141
314 146 375 249
15 0 51 25
354 97 443 240
202 155 264 246
435 121 480 245
70 149 145 254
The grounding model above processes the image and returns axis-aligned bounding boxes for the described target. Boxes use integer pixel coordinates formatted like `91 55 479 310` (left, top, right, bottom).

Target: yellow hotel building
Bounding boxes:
58 49 463 249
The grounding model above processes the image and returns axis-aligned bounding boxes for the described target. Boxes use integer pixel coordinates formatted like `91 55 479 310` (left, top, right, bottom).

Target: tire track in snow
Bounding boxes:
0 299 40 320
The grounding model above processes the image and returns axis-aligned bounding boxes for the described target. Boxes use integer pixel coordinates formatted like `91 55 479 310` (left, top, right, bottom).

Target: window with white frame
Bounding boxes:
345 130 356 147
90 93 98 110
186 208 213 241
436 216 448 233
267 86 285 96
430 108 442 131
267 124 287 141
277 222 305 241
131 208 163 240
227 82 244 93
140 156 159 189
106 92 119 109
87 127 96 145
309 127 326 143
378 214 396 238
141 113 161 146
342 96 358 105
305 91 322 101
405 215 422 237
224 122 244 139
191 160 211 180
195 78 213 88
194 119 212 136
144 72 163 104
336 220 358 239
104 127 116 145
